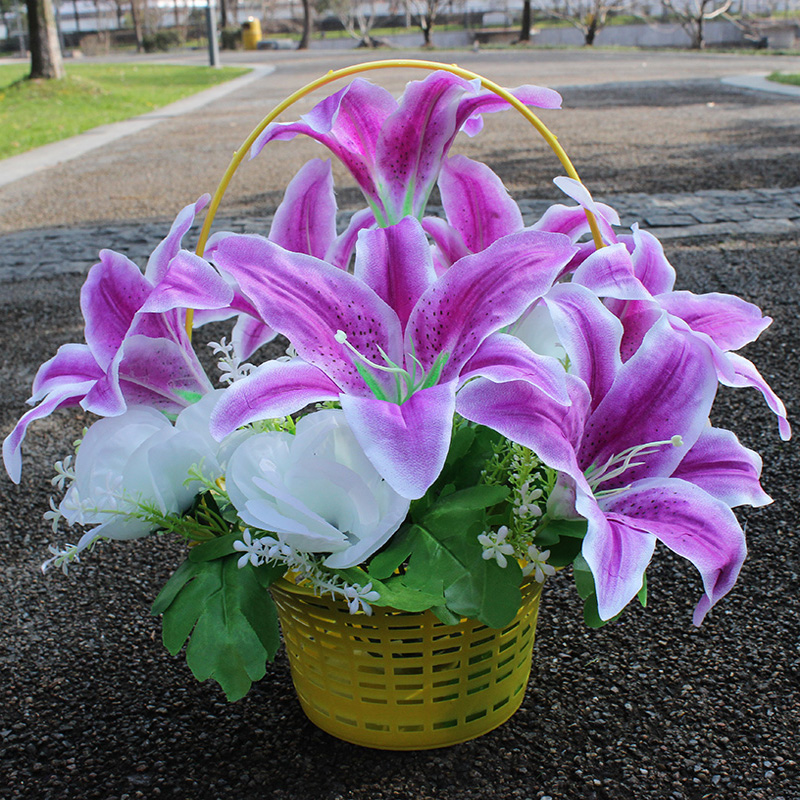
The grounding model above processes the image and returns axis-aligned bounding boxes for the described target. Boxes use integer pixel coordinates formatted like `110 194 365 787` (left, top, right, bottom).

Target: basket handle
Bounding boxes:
187 59 603 336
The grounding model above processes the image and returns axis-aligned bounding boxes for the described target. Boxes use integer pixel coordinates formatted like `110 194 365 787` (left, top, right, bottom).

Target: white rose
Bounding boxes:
61 396 237 552
225 409 410 569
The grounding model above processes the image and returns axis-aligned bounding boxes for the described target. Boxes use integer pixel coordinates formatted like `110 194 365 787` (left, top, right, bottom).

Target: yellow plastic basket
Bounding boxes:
270 578 544 750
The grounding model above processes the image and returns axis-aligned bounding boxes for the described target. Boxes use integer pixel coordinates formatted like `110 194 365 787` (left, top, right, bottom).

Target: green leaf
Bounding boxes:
402 520 522 628
572 553 596 601
150 559 203 617
546 535 583 567
637 574 648 608
161 561 223 654
582 593 607 628
367 526 415 580
370 574 446 612
188 532 241 562
431 605 461 626
157 555 282 701
423 484 509 536
542 518 588 539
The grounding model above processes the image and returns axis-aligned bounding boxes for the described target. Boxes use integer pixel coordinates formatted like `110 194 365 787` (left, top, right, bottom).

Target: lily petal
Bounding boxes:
81 250 152 370
456 83 563 136
579 316 718 485
656 290 772 352
539 283 624 411
210 358 341 439
340 381 457 499
407 230 576 380
672 426 772 508
572 242 650 301
325 207 376 270
354 217 436 328
459 332 570 405
144 195 210 285
3 380 97 483
598 478 747 625
140 250 233 314
375 71 470 220
438 155 523 253
250 79 397 213
30 343 103 402
206 232 403 394
717 352 791 441
269 158 337 259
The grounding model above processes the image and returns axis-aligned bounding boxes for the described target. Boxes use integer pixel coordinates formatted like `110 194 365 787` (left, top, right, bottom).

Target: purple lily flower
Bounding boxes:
205 217 576 499
537 178 790 441
249 71 561 225
461 283 761 624
3 198 233 484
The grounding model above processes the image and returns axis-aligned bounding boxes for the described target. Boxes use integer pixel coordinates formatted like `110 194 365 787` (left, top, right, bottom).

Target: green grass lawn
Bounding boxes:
0 62 250 160
767 71 800 86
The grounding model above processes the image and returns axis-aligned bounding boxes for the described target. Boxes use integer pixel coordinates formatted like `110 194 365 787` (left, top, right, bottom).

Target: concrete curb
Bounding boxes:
721 73 800 98
0 64 274 189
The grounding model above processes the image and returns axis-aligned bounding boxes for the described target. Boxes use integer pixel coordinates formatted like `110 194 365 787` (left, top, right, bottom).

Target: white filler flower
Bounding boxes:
225 409 410 569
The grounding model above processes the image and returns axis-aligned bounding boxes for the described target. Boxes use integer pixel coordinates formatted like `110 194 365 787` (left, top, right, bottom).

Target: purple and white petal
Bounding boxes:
657 290 772 352
269 158 337 259
421 216 470 272
579 316 718 485
210 358 341 439
717 352 791 441
144 195 209 285
341 381 457 500
539 283 624 411
672 426 772 508
354 217 436 327
3 381 97 483
628 225 676 295
206 232 403 394
599 478 748 625
438 155 523 253
140 250 233 314
407 230 576 379
459 332 570 405
375 71 470 220
578 499 657 621
232 315 278 361
30 344 103 403
552 177 620 244
457 376 591 489
81 251 152 370
325 207 376 270
456 83 563 136
572 243 650 301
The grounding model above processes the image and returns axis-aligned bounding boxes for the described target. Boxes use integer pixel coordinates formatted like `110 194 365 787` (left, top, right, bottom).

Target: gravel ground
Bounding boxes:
1 57 799 800
1 235 798 800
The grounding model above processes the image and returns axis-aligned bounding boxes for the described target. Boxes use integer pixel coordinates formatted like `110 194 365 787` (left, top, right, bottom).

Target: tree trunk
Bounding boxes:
130 0 143 51
584 14 597 45
71 0 80 31
26 0 65 79
297 0 311 48
693 16 705 48
519 0 531 42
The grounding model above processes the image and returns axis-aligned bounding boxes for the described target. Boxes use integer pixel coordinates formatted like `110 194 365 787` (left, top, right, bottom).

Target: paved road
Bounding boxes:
1 47 799 238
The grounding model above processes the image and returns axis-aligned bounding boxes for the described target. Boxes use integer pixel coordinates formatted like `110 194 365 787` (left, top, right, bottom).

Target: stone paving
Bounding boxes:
1 185 798 284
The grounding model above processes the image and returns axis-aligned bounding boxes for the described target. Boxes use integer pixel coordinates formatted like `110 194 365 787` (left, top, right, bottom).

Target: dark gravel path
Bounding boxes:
1 234 798 800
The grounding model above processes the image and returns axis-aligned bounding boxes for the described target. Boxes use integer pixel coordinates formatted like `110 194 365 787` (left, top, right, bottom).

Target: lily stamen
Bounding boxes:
585 435 683 490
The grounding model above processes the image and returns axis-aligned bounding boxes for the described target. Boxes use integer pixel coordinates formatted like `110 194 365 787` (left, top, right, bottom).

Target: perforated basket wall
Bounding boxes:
270 579 544 750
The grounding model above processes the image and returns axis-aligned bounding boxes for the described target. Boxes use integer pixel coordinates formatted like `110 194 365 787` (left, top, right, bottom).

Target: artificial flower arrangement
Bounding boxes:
4 63 789 727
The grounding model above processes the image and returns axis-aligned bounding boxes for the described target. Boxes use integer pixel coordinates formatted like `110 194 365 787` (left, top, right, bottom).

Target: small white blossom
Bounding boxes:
208 337 254 385
523 544 556 583
340 582 381 615
477 526 516 569
43 497 64 533
41 542 82 575
51 455 76 491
